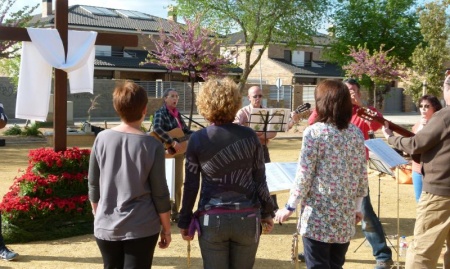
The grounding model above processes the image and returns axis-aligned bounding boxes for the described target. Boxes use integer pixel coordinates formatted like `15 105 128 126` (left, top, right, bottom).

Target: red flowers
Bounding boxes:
0 147 91 223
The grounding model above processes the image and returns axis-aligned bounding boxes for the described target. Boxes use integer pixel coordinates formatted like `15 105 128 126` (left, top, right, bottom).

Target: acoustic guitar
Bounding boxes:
290 103 311 125
356 107 420 162
294 103 311 115
150 128 190 157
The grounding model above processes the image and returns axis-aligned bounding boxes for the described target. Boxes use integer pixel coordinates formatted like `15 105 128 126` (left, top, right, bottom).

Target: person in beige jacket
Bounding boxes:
382 75 450 269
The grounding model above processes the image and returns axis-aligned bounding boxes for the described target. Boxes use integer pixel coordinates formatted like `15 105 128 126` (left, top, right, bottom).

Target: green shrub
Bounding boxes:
3 124 22 135
22 122 43 137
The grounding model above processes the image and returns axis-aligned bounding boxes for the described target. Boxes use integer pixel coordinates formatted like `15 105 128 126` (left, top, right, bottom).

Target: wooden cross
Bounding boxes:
0 0 138 151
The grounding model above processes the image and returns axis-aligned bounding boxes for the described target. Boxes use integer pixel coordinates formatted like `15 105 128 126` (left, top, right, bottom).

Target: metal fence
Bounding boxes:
135 81 200 113
135 81 294 113
303 85 316 107
268 85 292 109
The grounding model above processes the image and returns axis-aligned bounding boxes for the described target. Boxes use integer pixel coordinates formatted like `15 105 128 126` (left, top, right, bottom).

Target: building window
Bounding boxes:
284 50 291 62
292 51 313 66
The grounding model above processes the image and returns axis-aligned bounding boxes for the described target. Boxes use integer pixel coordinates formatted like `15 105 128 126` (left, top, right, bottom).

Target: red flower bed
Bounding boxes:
0 147 93 243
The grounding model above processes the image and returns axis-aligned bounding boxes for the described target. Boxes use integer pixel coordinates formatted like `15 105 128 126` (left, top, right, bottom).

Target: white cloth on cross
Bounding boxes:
16 28 97 121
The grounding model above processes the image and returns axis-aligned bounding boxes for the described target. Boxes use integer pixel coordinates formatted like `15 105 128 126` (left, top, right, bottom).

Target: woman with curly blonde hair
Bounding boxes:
178 77 275 269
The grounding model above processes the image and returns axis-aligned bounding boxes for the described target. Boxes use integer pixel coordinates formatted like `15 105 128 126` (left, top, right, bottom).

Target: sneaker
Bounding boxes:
0 247 18 261
298 253 305 262
375 259 394 269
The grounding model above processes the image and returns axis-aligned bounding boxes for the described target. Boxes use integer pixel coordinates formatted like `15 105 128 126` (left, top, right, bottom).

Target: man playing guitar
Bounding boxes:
304 79 394 269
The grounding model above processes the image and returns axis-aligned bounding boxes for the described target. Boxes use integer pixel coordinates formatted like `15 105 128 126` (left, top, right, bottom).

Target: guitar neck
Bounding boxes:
373 117 414 137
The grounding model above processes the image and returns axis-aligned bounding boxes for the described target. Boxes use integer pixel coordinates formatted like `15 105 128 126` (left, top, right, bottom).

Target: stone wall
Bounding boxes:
0 78 120 123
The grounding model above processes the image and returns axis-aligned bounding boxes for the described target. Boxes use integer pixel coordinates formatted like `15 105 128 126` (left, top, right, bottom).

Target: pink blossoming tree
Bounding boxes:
343 44 405 109
146 17 234 128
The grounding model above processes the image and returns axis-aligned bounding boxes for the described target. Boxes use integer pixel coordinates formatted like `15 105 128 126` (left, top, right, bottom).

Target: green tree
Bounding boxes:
146 17 233 128
0 0 38 88
326 0 422 66
175 0 330 90
0 0 39 58
401 0 450 102
0 48 20 86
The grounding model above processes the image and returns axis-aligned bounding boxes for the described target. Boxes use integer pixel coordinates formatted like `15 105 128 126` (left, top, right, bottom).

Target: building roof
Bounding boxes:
270 58 344 78
29 5 242 74
95 49 242 74
31 5 176 34
95 50 166 70
226 31 333 47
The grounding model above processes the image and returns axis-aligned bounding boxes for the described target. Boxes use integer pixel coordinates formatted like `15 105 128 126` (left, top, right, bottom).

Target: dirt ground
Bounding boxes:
0 132 445 269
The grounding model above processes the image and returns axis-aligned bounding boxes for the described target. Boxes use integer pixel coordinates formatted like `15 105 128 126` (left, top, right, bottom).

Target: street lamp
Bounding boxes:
258 49 263 89
422 80 427 95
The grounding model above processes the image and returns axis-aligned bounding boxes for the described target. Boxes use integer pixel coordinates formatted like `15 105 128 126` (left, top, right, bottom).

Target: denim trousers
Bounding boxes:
412 171 423 202
361 188 392 262
198 211 260 269
302 236 350 269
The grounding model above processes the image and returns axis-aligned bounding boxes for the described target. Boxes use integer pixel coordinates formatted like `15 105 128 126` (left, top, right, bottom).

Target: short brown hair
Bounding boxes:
418 94 442 112
196 77 241 124
314 79 352 130
113 81 148 123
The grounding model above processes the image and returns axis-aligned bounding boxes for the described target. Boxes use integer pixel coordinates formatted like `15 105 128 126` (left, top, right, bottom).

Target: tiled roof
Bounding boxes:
95 49 242 74
30 5 176 33
270 58 344 78
29 6 242 74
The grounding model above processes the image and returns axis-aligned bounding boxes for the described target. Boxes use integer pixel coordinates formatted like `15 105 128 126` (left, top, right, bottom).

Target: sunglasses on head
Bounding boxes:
419 104 430 109
252 95 263 99
344 78 358 84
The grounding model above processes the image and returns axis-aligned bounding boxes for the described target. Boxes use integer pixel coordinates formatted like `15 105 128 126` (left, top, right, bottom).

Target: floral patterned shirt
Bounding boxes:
286 122 368 243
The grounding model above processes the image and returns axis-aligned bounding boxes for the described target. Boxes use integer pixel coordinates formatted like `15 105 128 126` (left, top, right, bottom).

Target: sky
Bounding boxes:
9 0 177 19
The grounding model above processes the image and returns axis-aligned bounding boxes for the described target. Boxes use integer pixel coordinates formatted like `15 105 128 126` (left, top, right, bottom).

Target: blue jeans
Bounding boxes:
361 189 392 262
198 211 260 269
412 171 423 202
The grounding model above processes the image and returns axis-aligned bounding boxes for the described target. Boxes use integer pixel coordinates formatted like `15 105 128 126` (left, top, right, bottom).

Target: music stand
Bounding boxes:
353 152 397 253
248 108 291 133
358 139 408 269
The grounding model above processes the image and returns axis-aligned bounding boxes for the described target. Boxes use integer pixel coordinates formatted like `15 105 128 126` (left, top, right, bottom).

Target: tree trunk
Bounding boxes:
188 79 195 130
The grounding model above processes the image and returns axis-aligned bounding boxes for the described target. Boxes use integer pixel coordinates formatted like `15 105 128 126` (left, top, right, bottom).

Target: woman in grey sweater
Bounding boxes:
88 81 171 269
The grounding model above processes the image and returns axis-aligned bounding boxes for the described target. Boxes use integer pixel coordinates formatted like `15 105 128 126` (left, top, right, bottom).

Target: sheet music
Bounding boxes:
165 158 175 200
364 139 408 168
265 162 297 194
249 108 291 132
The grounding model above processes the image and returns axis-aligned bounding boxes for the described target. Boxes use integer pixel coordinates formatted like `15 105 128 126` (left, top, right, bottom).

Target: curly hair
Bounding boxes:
314 79 352 130
113 81 148 123
196 77 241 124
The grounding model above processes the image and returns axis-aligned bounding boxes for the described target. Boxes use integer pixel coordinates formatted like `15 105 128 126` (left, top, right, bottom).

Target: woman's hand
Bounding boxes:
382 122 394 139
172 141 182 153
261 217 274 234
420 117 428 126
180 228 194 241
355 211 363 224
158 231 172 249
274 208 294 223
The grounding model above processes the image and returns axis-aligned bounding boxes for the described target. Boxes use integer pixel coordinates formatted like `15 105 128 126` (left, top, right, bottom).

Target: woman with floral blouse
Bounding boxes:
275 79 368 269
